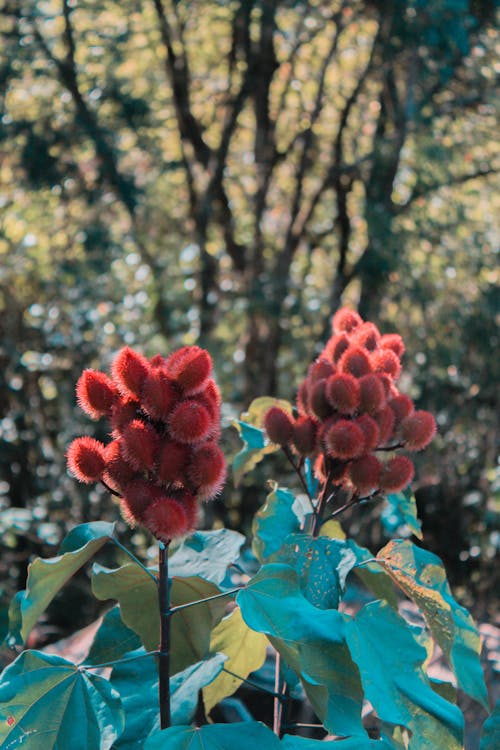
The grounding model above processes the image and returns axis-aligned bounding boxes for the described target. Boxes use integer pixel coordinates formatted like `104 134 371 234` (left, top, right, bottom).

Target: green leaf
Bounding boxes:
377 539 488 708
144 722 282 750
344 600 463 749
281 736 399 749
85 606 142 666
232 397 293 486
237 563 365 737
0 650 124 750
92 563 227 674
203 606 268 713
169 529 245 585
7 521 115 646
382 491 423 539
252 484 310 562
480 700 500 750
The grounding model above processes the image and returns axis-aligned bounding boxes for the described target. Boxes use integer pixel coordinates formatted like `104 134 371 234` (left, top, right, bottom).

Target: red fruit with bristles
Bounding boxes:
103 439 138 491
400 410 436 451
263 406 294 446
182 492 200 526
372 349 401 380
374 406 396 445
350 454 382 495
110 396 140 437
308 358 335 384
141 369 178 421
168 400 213 444
355 414 380 452
380 333 405 359
122 419 160 471
352 322 380 352
314 454 327 482
310 379 333 420
143 496 192 541
325 333 351 364
380 456 415 492
188 442 226 500
150 354 166 368
326 374 360 415
296 380 310 416
378 374 394 398
76 370 117 420
121 479 161 524
67 437 106 483
292 416 318 456
339 346 373 378
388 394 414 425
358 374 386 415
111 346 150 398
165 346 212 395
194 379 221 420
332 308 362 334
158 441 191 485
325 419 365 460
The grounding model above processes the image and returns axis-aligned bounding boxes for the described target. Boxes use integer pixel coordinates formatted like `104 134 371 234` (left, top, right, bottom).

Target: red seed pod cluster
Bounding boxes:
263 308 436 496
67 345 226 541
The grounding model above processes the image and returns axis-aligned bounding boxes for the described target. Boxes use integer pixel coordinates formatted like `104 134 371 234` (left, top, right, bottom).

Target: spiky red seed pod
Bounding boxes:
182 492 200 526
292 416 318 456
194 379 222 421
121 479 161 524
67 437 106 483
103 440 138 491
377 374 394 398
380 333 405 359
165 346 212 396
76 369 117 420
325 333 351 364
111 346 151 398
263 406 294 446
168 400 213 444
188 443 226 500
379 456 415 493
352 322 380 352
314 454 327 482
150 354 166 368
141 369 178 421
355 414 380 452
388 394 414 425
317 415 340 451
122 419 160 471
400 410 436 451
296 380 310 416
374 406 396 445
110 396 140 437
372 349 401 381
332 307 362 334
143 496 192 542
308 358 335 384
326 373 360 415
339 346 373 378
350 454 382 495
157 441 191 485
325 419 365 460
310 379 333 420
358 374 386 415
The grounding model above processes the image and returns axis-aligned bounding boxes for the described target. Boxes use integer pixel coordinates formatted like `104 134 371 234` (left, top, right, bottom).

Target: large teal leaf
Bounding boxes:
480 699 500 750
252 484 310 563
377 539 488 708
169 529 245 585
7 521 116 646
145 722 281 749
237 563 365 737
85 606 142 666
345 600 463 749
0 649 124 750
281 736 400 749
92 563 227 674
382 491 423 539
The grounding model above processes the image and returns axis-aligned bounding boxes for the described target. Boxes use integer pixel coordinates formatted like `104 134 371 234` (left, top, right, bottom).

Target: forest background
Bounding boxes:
0 0 498 655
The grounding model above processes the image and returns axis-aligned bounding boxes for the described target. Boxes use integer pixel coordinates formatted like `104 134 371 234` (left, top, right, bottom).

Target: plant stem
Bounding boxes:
80 650 159 671
221 667 284 699
158 541 171 730
325 490 381 521
282 446 314 507
273 651 282 736
112 538 158 584
311 467 334 537
169 586 243 615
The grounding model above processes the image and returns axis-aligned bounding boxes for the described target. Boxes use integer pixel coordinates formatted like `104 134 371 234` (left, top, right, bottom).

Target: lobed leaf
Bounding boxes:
252 484 310 563
85 606 141 667
144 721 281 749
382 491 423 539
281 736 401 749
480 699 500 750
169 528 245 585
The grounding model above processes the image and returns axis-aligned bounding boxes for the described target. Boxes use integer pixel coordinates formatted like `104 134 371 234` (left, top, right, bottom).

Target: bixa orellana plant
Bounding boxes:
1 315 497 750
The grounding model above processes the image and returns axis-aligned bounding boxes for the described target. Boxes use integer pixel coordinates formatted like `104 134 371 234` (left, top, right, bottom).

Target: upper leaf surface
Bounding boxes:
382 491 423 539
144 721 282 749
252 484 310 563
479 699 500 750
85 605 142 667
169 529 245 585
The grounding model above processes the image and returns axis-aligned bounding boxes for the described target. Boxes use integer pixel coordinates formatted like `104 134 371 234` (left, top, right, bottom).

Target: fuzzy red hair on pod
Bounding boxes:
296 380 311 416
103 439 138 491
352 322 380 352
188 442 226 500
349 454 382 496
380 334 405 359
308 358 335 384
141 369 178 422
400 410 436 451
110 396 140 438
122 419 160 471
310 379 333 420
111 346 150 398
358 374 386 415
150 354 167 368
317 415 340 451
168 399 213 444
313 454 327 482
325 419 366 460
158 441 191 485
332 308 362 334
372 349 401 381
388 394 414 425
263 406 294 446
339 346 373 378
120 479 161 524
355 414 380 452
143 496 192 542
325 333 351 364
377 374 394 398
76 370 117 420
67 437 106 483
326 373 360 415
182 492 200 527
292 416 318 456
374 406 396 446
165 346 212 396
194 379 222 421
379 456 415 493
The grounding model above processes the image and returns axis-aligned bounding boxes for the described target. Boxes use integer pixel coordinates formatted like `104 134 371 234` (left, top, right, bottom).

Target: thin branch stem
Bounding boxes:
311 467 335 537
100 479 122 498
282 446 314 507
326 490 381 520
158 541 171 730
221 667 285 700
273 651 282 736
111 538 158 584
169 586 243 615
375 443 404 452
80 650 159 671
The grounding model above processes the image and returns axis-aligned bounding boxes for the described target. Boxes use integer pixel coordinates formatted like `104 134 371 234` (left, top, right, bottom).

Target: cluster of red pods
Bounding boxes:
264 308 436 497
67 345 226 541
